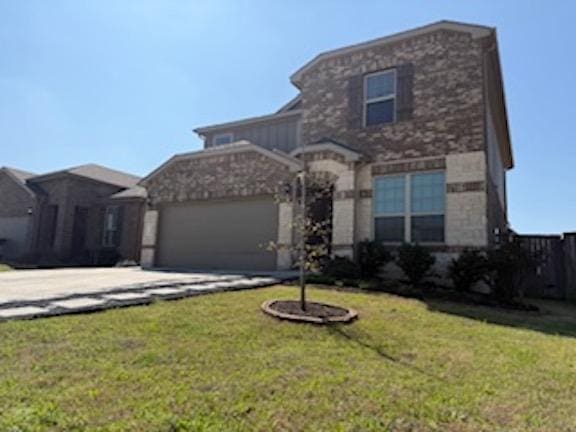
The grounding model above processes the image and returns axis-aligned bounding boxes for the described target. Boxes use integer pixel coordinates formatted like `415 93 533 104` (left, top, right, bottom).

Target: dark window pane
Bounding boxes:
411 215 444 243
366 99 394 126
375 216 405 242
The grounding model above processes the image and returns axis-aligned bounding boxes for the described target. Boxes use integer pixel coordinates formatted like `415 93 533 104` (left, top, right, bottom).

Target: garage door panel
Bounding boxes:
157 198 278 270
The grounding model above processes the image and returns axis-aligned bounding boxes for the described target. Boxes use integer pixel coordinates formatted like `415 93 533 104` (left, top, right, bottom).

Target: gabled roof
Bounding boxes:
141 140 302 185
2 167 36 183
290 20 493 86
0 167 37 198
29 164 140 189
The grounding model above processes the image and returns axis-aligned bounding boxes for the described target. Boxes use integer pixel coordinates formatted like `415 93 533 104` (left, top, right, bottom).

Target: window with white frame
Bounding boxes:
212 132 233 146
102 206 121 247
364 69 396 127
374 172 445 243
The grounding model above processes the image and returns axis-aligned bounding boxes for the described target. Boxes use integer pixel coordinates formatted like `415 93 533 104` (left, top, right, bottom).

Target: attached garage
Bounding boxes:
156 197 279 271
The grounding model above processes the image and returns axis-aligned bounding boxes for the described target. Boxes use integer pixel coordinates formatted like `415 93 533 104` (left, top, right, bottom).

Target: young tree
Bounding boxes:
268 169 333 311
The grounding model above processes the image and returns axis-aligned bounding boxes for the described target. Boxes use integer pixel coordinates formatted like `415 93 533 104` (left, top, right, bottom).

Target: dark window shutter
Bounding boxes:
347 74 364 129
395 63 415 122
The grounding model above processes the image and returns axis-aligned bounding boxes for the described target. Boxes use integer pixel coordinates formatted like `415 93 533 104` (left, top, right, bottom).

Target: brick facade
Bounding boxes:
146 150 295 206
298 30 487 162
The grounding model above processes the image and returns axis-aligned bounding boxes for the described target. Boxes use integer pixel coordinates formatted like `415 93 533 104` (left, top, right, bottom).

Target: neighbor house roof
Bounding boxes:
110 185 148 201
29 164 141 189
0 167 38 198
290 20 493 85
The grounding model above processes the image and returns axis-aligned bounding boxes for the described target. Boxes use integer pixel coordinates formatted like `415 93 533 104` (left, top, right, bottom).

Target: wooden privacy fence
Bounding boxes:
518 233 576 300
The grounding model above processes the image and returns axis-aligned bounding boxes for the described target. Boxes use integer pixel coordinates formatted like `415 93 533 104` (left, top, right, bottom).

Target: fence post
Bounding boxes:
564 233 576 300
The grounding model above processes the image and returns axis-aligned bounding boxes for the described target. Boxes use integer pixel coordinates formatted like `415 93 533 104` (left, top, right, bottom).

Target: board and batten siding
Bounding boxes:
204 116 301 153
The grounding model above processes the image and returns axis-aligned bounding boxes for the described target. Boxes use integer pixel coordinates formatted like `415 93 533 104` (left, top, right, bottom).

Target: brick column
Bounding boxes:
140 209 158 268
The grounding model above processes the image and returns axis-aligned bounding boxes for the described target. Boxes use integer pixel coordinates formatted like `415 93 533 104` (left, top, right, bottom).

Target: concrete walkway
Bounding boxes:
0 267 296 321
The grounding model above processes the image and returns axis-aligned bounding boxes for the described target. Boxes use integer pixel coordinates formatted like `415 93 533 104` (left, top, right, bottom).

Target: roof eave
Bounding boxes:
290 20 493 85
141 140 302 185
194 109 303 136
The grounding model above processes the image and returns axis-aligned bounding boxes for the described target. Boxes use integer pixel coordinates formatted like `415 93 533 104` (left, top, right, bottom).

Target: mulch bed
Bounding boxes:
262 300 358 324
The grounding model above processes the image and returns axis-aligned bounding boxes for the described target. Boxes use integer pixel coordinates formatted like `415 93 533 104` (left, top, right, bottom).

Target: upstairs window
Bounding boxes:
374 172 445 243
364 69 396 127
212 133 233 146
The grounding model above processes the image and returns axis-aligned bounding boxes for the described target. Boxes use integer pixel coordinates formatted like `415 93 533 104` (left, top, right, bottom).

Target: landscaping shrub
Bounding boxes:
305 273 336 285
321 256 361 280
396 243 436 286
448 249 489 292
486 239 540 302
357 240 391 279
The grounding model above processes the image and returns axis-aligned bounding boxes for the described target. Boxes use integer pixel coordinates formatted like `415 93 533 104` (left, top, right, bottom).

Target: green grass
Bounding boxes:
0 264 12 272
1 286 575 431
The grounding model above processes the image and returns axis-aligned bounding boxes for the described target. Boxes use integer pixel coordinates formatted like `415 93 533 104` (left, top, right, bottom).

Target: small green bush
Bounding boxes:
305 273 336 285
486 240 540 302
357 240 392 279
448 249 488 292
396 243 436 286
322 256 361 280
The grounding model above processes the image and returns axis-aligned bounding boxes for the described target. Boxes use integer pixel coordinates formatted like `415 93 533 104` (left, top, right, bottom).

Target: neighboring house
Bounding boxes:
0 164 146 265
140 20 513 271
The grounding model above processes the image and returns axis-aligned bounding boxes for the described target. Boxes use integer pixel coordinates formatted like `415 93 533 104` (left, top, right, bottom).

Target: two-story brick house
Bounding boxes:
140 20 513 271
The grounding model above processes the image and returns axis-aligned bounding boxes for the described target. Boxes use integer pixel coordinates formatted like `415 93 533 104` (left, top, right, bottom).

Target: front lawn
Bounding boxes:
0 286 575 431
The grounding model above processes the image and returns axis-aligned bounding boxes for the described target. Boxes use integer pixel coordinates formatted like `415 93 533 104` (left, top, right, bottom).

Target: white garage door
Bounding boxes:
157 198 278 271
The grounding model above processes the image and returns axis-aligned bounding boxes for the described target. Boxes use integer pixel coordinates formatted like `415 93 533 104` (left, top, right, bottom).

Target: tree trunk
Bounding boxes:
299 170 307 311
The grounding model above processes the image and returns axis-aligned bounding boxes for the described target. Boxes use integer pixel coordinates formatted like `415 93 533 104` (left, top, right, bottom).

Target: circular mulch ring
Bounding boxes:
261 300 358 324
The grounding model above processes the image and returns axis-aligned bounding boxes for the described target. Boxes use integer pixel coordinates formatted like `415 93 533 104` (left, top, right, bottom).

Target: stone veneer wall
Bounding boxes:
354 152 489 250
298 30 489 163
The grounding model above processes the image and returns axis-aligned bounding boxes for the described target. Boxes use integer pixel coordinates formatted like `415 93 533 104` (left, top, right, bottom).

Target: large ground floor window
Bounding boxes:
374 171 445 243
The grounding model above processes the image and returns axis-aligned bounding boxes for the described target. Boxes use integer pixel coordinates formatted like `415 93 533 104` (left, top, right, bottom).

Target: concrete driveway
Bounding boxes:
0 267 294 321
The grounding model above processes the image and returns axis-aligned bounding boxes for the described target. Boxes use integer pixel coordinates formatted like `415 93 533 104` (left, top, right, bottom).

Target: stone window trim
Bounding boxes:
372 170 446 245
363 68 397 127
446 180 485 193
372 157 446 176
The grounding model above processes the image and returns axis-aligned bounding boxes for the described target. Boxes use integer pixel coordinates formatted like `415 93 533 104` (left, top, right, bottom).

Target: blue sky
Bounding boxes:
1 0 575 234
